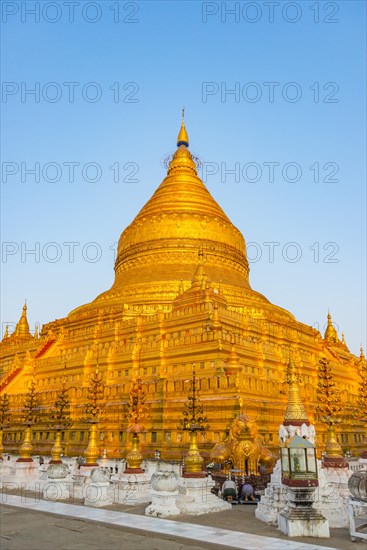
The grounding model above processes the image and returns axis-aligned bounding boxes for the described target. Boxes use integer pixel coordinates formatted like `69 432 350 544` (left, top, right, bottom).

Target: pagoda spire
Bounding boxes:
210 301 222 332
191 249 206 289
177 108 189 147
324 311 339 343
14 303 32 339
283 357 309 426
225 335 241 375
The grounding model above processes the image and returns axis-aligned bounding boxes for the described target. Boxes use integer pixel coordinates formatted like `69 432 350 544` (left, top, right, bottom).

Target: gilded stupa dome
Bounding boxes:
70 116 293 319
114 121 249 291
109 117 252 306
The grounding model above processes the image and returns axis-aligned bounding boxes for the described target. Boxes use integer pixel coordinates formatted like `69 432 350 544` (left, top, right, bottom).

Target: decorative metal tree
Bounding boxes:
83 368 105 466
124 378 149 473
177 365 208 477
0 393 11 460
18 378 40 462
49 378 73 463
315 356 344 463
355 348 367 424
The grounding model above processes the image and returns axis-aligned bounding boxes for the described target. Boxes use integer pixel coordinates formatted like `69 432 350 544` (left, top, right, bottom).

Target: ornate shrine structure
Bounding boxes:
0 117 365 461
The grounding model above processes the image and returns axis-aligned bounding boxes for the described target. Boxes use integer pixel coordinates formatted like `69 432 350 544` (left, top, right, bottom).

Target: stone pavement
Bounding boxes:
0 494 364 550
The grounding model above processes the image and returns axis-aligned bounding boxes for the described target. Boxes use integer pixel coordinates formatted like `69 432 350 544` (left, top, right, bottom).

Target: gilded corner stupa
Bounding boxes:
0 116 365 459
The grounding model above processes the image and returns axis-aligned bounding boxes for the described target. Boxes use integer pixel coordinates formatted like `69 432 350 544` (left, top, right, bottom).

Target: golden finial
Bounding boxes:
225 337 241 375
361 346 365 359
210 301 222 331
283 356 309 424
14 302 31 339
34 325 39 339
324 311 339 343
177 109 189 147
3 325 9 339
285 357 299 385
191 251 206 289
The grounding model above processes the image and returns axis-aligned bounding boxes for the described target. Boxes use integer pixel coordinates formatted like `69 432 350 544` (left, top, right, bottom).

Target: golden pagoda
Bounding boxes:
0 117 365 460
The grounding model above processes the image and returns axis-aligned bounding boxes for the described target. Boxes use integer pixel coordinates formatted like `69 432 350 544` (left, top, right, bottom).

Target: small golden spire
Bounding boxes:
177 108 189 147
324 311 339 343
191 251 206 289
14 302 32 339
3 325 9 339
360 346 365 359
225 336 241 375
283 358 309 424
210 302 222 331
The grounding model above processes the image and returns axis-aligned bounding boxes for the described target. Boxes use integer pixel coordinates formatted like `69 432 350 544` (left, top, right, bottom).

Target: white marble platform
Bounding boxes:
1 494 339 550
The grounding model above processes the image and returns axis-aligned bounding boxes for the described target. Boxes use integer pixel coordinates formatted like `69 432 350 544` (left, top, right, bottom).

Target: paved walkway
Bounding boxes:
1 495 360 550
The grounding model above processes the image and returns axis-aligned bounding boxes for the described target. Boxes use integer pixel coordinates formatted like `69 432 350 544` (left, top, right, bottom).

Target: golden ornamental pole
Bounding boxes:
49 430 63 464
322 422 347 468
125 433 144 473
123 378 149 473
183 429 205 478
178 365 208 478
325 424 343 458
84 423 99 466
17 426 33 462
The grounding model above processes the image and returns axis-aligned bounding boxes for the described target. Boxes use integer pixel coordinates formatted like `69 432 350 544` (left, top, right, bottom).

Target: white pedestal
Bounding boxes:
13 461 39 484
176 476 232 515
145 489 180 517
43 463 71 501
43 479 71 501
278 487 330 538
72 465 96 499
145 470 180 517
84 481 113 507
278 507 330 538
116 472 151 505
81 467 113 507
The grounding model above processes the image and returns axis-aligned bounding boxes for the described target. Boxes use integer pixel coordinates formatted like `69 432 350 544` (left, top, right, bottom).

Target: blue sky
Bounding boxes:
1 1 366 355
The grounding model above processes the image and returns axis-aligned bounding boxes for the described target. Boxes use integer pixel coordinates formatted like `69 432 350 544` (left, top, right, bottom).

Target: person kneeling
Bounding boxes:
222 478 237 502
241 481 255 502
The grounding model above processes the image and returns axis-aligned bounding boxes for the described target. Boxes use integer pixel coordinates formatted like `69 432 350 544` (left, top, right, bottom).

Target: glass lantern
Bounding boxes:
281 434 318 487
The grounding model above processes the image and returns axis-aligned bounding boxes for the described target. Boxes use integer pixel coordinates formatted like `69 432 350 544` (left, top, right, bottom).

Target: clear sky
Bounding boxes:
1 0 366 355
